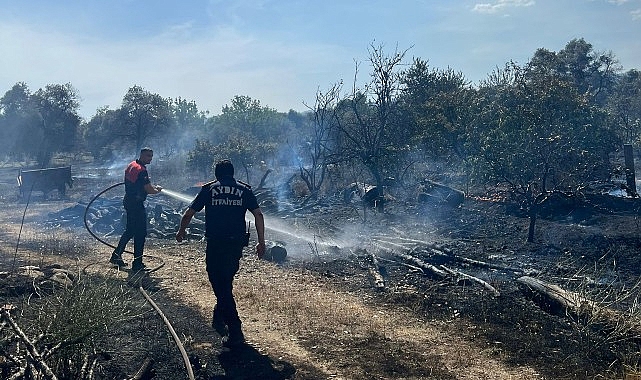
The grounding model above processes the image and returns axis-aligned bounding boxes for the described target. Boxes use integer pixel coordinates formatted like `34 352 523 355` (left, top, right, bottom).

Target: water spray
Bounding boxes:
161 189 195 203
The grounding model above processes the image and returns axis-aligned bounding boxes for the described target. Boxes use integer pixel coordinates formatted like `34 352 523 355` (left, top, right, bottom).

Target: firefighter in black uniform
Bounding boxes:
110 148 162 272
176 159 266 347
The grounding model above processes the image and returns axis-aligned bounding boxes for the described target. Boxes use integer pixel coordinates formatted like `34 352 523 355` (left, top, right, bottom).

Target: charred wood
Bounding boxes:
375 256 425 274
1 309 58 380
374 245 447 279
439 265 500 296
129 357 155 380
368 253 386 290
516 276 587 317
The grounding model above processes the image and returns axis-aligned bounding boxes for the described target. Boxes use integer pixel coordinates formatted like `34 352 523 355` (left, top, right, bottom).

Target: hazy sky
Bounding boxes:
1 0 640 119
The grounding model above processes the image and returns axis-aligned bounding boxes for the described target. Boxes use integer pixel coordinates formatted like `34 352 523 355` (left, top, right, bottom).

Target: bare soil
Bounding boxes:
2 165 641 379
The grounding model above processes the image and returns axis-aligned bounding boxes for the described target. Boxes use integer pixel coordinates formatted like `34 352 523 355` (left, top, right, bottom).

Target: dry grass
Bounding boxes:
4 194 641 378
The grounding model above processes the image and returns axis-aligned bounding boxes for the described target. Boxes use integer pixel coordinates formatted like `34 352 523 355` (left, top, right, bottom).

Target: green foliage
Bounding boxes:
120 85 175 153
468 59 619 241
213 95 289 143
82 106 122 160
186 138 216 177
608 69 641 144
83 86 176 157
400 59 475 161
211 132 278 183
0 82 81 165
0 82 40 160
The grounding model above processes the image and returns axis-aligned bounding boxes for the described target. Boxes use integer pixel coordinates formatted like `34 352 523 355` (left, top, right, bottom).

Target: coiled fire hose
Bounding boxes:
84 183 195 380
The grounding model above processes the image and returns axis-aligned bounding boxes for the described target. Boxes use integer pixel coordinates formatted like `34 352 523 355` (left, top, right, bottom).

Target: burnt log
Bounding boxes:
514 275 641 340
516 276 589 317
439 265 500 296
368 252 386 290
381 248 447 279
129 357 155 380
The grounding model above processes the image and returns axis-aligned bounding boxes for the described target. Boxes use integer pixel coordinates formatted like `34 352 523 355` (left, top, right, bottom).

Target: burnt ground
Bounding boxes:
2 162 641 379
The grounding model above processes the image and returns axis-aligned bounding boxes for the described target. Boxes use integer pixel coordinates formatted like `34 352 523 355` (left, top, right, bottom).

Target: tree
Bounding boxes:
469 61 618 242
83 106 121 160
211 132 277 183
400 59 474 161
529 38 619 106
118 85 174 153
607 69 641 144
31 83 82 166
299 83 342 198
213 95 287 144
173 97 207 131
335 43 409 211
0 82 40 160
186 139 217 178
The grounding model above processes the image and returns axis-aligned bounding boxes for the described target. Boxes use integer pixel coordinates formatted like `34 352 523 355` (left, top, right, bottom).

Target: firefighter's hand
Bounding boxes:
155 185 163 192
256 242 266 259
176 229 186 242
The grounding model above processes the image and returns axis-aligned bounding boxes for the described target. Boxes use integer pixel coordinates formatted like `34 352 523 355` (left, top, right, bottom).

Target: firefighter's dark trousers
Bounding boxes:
113 203 147 264
206 241 244 335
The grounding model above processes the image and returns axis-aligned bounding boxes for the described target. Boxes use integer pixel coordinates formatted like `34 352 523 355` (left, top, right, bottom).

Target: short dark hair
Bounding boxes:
215 159 234 179
140 147 153 155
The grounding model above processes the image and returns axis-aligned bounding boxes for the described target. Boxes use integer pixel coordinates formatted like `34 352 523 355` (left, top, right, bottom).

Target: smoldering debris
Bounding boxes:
45 197 206 240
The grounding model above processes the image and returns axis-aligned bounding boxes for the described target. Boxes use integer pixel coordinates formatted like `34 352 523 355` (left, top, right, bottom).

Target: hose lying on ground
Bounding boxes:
84 183 193 380
82 182 165 273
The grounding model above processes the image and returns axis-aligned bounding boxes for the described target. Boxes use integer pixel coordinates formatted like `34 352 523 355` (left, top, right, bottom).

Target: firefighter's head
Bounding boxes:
139 147 154 164
215 159 234 180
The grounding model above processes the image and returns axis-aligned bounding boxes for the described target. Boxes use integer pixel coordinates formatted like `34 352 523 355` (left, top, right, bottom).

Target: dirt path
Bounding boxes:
100 237 544 380
1 216 543 379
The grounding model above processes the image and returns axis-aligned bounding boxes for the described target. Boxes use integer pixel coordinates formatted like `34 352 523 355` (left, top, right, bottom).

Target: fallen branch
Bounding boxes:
428 249 523 273
377 247 447 279
516 276 589 316
1 309 58 380
384 232 523 273
375 256 425 274
130 357 155 380
439 265 500 296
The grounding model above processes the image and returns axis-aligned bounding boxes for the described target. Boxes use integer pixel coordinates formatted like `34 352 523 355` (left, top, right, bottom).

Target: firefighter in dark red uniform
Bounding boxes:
110 148 162 271
176 159 266 347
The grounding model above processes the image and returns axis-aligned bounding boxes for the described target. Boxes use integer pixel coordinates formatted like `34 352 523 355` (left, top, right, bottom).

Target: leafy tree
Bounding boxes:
186 139 216 177
118 85 174 153
31 83 82 166
400 59 475 161
0 82 40 160
607 69 641 144
213 95 289 143
83 106 121 160
529 38 619 106
210 132 277 183
469 61 618 242
173 97 208 131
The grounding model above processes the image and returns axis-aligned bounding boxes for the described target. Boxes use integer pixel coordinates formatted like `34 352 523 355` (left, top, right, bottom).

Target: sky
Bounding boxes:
1 0 640 120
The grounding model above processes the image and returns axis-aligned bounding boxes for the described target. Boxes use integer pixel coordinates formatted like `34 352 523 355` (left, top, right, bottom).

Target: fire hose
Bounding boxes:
84 182 195 380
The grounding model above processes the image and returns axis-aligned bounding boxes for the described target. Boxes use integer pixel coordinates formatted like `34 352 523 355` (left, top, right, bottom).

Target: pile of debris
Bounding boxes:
45 197 206 241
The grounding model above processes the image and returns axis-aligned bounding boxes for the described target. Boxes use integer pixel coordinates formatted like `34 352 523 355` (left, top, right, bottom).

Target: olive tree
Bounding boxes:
469 61 619 242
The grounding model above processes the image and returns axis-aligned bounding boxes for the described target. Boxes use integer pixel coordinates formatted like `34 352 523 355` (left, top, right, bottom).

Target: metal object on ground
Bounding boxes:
17 166 73 199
